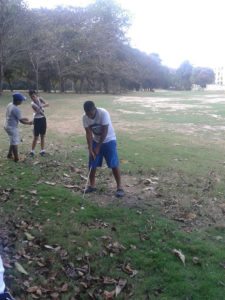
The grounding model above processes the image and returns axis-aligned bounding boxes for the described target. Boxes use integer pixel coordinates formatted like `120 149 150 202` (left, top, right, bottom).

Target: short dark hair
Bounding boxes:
83 101 96 112
29 89 36 96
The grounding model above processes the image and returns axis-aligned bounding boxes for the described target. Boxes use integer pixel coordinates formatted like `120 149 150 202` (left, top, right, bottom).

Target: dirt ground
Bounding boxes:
80 169 225 232
80 95 225 231
3 94 225 231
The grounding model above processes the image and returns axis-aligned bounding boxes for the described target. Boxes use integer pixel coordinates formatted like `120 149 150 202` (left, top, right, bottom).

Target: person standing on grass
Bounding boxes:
4 93 33 162
28 90 49 157
83 100 125 197
0 256 14 300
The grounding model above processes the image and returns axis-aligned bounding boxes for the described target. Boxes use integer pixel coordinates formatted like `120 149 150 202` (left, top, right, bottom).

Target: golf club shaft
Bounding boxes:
83 166 92 199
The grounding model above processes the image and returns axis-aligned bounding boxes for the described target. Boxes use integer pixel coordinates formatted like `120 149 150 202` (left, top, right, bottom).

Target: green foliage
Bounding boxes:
0 0 200 95
191 67 215 88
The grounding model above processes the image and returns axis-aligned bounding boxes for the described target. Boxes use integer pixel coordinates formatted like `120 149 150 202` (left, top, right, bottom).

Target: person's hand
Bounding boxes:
94 144 101 156
29 120 33 125
89 148 96 160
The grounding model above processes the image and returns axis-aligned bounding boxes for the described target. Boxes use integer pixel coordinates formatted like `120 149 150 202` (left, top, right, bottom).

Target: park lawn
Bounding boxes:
1 90 225 299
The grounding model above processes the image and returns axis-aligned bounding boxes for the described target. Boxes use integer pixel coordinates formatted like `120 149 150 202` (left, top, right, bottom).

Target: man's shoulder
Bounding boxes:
97 107 109 116
82 113 87 120
7 102 13 108
97 107 108 113
11 104 20 111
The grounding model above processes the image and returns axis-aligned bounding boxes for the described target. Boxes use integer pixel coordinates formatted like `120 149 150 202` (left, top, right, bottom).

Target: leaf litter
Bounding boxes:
1 153 225 298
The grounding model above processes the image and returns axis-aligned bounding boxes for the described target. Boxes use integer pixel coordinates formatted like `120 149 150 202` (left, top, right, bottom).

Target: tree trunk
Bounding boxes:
73 78 78 93
0 62 3 95
60 76 65 93
102 77 109 94
79 77 84 94
36 69 39 92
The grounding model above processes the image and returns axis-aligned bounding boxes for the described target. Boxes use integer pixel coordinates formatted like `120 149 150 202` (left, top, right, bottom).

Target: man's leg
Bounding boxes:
31 136 39 151
89 168 97 187
40 135 45 155
40 118 47 154
112 167 122 190
112 167 125 197
83 167 97 193
12 145 19 162
7 146 13 159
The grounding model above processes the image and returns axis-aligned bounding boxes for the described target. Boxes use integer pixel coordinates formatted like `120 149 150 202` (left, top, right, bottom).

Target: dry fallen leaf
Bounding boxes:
44 244 54 250
15 262 28 275
192 256 201 266
172 249 185 266
103 290 115 300
44 181 56 186
50 292 59 299
122 263 138 277
120 159 129 164
24 232 35 241
61 283 69 292
103 277 117 285
63 173 70 177
29 190 37 195
115 279 127 296
64 184 80 189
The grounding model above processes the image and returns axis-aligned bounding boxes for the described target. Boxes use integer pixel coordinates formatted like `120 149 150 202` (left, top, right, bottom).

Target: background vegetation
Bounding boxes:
0 0 215 94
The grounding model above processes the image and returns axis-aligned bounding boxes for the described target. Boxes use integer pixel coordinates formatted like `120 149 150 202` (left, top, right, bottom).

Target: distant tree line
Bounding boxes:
0 0 215 95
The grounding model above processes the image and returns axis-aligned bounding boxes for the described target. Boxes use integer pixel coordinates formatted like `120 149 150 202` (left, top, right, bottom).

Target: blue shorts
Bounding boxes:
89 140 119 169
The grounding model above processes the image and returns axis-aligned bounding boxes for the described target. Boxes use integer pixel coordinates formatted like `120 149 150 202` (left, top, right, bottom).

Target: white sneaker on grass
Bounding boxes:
40 150 46 156
29 150 35 157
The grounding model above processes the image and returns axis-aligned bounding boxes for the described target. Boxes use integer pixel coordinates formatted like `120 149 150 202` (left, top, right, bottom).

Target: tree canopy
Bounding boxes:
0 0 215 94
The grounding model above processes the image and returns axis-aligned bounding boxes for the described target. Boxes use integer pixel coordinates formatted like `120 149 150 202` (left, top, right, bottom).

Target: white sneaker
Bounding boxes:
40 150 46 156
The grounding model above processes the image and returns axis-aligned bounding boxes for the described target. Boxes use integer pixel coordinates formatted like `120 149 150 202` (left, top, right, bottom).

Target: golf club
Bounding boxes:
82 166 92 199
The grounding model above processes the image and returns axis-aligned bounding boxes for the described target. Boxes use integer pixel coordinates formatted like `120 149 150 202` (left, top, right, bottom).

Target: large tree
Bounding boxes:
0 0 27 94
191 67 215 88
176 60 193 90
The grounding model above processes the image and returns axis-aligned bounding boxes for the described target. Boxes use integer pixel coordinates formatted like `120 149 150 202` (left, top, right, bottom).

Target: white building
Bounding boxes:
206 66 225 90
214 66 225 85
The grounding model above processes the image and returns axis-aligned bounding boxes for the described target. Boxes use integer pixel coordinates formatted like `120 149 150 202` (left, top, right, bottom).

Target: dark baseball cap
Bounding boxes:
12 93 26 102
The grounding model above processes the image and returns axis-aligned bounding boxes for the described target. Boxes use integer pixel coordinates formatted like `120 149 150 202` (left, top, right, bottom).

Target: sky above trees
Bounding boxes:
25 0 225 69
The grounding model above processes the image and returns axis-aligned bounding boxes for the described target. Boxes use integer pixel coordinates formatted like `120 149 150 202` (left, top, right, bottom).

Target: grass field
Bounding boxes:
1 90 225 299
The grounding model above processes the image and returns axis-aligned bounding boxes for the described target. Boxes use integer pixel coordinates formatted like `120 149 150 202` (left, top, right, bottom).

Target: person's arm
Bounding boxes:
20 118 33 125
40 97 49 107
85 127 96 160
94 125 108 155
14 108 33 125
32 103 45 115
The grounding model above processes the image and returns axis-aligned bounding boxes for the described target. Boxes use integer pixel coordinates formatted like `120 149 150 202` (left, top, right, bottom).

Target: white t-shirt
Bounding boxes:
0 255 5 294
5 103 22 128
31 97 45 119
83 108 116 143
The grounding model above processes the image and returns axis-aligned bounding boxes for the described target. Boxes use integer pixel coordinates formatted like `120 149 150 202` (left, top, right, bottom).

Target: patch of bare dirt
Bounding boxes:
115 96 208 112
82 169 225 231
48 117 84 135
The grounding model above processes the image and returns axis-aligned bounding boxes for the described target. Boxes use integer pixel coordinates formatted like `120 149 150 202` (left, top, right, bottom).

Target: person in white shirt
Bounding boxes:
4 93 33 162
83 100 124 197
0 255 15 299
28 90 49 156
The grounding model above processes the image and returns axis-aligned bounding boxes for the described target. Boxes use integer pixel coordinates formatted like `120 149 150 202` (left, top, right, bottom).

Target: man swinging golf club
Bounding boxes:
83 100 125 197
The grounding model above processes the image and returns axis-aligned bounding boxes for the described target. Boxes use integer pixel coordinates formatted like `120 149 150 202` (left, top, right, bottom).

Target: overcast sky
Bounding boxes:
25 0 225 69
